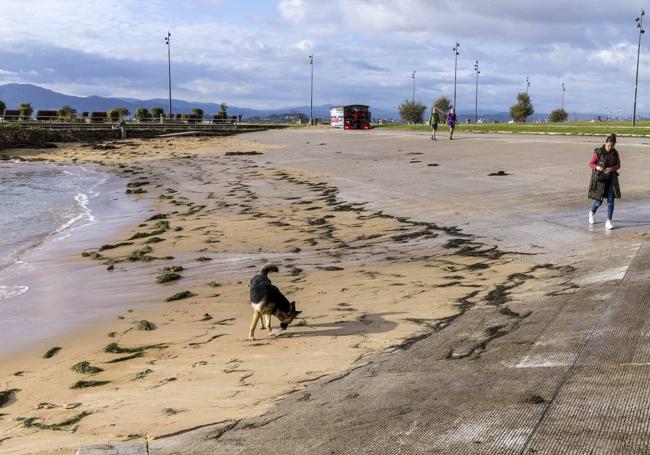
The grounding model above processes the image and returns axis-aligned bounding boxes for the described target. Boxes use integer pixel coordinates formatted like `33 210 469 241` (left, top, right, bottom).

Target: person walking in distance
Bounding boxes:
588 134 621 230
447 107 457 140
428 106 439 141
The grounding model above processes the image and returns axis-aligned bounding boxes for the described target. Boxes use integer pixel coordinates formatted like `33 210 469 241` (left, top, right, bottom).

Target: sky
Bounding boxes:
0 0 648 115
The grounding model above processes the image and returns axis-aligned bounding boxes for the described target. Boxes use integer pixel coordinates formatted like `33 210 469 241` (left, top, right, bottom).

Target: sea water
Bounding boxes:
0 161 108 299
0 160 154 356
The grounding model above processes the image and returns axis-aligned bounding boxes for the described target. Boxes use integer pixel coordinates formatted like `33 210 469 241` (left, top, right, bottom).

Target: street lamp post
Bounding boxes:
562 83 566 111
309 54 314 125
633 9 645 126
165 32 172 118
474 61 480 124
453 42 460 109
526 76 530 95
411 70 416 103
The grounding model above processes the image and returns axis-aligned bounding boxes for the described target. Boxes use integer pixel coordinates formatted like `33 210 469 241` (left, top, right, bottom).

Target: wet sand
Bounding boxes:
0 133 580 454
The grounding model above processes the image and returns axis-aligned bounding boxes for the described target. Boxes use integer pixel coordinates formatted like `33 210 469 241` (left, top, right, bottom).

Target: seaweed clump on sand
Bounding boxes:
129 221 170 240
225 151 262 156
166 291 196 302
105 352 144 363
43 347 61 359
104 342 167 354
98 242 133 251
71 380 111 389
137 320 157 331
0 389 20 407
23 411 91 430
157 270 181 283
71 361 104 375
127 246 157 262
195 256 213 263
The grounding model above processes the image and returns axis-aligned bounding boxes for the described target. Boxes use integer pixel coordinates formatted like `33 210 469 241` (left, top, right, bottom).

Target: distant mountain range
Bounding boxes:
0 83 614 122
0 83 400 120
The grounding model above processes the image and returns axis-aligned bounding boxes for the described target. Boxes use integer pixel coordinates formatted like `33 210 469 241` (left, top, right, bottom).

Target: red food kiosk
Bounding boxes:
330 105 371 130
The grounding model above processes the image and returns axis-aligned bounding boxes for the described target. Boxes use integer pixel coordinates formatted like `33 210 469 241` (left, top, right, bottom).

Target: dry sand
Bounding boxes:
0 135 570 454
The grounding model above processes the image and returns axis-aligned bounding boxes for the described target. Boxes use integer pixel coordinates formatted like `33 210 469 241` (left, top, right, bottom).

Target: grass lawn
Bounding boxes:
374 121 650 137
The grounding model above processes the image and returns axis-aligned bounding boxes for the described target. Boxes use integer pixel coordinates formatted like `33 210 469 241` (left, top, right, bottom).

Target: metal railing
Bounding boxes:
0 117 248 130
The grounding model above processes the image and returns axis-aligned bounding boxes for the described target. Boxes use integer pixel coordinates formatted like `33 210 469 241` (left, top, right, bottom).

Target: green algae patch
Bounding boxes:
23 411 91 431
71 361 104 375
145 236 165 244
195 256 213 263
129 230 163 240
127 246 155 262
0 389 20 408
71 380 111 389
166 291 196 302
81 251 103 260
157 271 181 283
105 352 144 363
126 181 150 188
104 342 167 354
137 320 157 331
43 347 61 359
99 242 133 251
154 220 170 230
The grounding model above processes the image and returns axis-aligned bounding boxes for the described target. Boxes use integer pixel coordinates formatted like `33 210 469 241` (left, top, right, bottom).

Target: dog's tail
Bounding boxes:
259 264 279 276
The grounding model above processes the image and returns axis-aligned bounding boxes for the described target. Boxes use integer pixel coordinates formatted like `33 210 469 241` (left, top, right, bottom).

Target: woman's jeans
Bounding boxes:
591 181 615 220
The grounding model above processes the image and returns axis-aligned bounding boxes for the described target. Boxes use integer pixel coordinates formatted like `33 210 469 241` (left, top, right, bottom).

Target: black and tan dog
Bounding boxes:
248 264 301 340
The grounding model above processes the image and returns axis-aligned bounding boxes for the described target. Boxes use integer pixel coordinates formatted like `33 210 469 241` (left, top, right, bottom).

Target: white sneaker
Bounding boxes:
606 219 615 230
588 211 595 225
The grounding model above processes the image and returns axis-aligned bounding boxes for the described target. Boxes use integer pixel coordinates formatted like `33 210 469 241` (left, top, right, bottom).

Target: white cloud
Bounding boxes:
278 0 306 22
294 40 314 52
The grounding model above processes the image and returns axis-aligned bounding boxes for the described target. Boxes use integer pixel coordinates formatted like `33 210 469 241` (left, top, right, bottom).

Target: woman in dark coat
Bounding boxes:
447 108 457 140
588 134 621 230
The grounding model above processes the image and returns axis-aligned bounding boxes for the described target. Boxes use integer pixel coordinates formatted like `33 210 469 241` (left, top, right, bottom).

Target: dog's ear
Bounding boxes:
294 310 302 315
291 301 296 310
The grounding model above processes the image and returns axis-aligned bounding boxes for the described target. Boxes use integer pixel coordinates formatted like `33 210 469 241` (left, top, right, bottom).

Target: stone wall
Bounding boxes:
0 128 120 151
0 125 276 151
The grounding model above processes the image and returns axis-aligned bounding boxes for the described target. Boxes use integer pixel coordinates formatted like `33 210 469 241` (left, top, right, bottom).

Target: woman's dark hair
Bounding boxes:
606 133 616 144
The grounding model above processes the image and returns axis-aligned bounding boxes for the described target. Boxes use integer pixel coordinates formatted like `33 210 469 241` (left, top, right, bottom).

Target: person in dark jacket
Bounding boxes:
588 134 621 230
428 106 439 141
447 108 457 140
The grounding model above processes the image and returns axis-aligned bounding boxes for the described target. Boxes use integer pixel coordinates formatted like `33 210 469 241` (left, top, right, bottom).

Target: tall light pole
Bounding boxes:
165 32 172 118
309 54 314 125
411 70 416 102
526 76 530 95
474 61 480 124
633 9 645 126
561 83 566 111
453 42 460 109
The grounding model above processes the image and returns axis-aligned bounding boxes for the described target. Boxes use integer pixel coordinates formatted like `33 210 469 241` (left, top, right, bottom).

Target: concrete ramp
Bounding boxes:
523 244 650 453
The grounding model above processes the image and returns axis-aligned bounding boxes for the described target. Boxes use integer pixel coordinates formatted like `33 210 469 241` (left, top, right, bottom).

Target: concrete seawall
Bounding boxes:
0 124 279 151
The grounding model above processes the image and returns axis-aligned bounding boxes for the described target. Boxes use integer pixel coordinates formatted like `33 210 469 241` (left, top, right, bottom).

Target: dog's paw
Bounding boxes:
246 336 255 342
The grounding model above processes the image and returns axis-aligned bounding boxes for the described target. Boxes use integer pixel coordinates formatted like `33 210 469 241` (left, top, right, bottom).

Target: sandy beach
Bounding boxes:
0 131 574 454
